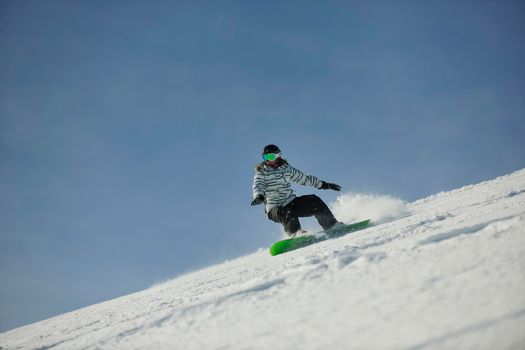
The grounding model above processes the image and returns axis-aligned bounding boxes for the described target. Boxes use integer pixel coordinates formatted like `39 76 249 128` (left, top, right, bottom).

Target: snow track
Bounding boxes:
1 169 525 349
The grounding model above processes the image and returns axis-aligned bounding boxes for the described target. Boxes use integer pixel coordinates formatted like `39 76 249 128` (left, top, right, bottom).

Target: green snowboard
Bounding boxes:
269 219 371 256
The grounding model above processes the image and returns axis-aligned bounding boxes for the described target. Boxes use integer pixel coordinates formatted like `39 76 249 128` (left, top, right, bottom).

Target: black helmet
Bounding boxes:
262 144 281 155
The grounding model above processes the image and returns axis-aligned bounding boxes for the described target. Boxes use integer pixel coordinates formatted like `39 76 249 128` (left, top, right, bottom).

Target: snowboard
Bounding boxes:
269 219 371 256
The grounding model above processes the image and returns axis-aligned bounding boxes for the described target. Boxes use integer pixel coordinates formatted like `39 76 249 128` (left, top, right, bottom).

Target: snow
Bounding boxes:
330 192 408 224
1 169 525 350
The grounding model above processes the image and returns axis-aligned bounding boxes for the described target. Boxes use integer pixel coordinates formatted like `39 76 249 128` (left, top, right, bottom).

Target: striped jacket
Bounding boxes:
252 159 324 211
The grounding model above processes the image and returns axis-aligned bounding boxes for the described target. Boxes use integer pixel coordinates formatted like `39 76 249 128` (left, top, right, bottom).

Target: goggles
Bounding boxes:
262 153 281 161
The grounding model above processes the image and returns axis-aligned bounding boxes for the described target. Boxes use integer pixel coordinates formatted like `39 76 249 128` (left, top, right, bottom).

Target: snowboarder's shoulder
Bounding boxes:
278 159 290 168
281 160 295 170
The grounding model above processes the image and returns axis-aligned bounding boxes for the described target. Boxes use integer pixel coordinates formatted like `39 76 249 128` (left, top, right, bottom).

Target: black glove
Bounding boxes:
320 181 341 191
251 195 265 206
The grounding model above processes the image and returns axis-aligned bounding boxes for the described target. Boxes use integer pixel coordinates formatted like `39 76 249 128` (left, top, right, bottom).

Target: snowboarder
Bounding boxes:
251 144 342 237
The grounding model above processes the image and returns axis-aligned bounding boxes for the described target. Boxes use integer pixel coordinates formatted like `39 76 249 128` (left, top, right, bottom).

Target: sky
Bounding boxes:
1 0 524 332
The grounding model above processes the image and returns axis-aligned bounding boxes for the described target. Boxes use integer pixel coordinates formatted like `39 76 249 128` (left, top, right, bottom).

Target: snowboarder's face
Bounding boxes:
266 159 279 168
262 152 281 168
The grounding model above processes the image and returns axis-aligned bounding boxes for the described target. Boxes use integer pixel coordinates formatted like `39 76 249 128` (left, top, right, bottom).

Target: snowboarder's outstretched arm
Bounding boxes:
289 166 341 191
289 166 323 188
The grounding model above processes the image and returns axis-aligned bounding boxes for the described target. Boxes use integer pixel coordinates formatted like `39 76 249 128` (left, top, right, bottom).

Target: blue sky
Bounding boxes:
1 0 524 332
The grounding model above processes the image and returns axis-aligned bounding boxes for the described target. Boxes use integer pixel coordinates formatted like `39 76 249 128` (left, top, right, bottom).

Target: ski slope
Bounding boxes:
1 169 525 350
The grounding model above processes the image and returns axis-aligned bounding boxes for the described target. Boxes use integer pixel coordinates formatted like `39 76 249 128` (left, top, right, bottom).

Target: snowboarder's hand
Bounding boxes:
251 195 265 206
320 181 341 191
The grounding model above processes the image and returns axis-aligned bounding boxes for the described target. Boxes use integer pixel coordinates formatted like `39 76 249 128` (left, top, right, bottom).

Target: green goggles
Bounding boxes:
262 153 281 161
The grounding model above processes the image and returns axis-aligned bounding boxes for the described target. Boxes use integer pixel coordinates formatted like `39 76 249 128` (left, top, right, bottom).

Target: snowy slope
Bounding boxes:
1 169 525 350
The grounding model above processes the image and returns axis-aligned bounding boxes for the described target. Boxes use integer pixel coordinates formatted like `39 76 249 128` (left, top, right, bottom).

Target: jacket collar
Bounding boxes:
260 158 287 170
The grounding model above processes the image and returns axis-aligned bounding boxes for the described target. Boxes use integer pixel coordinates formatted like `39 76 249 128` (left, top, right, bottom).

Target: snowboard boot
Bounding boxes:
288 229 308 238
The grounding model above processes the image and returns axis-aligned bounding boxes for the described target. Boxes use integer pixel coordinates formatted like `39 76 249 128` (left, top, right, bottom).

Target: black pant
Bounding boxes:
267 195 338 235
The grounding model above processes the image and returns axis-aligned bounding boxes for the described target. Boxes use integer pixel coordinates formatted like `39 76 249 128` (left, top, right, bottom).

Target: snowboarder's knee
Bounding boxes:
267 206 293 223
307 194 322 203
